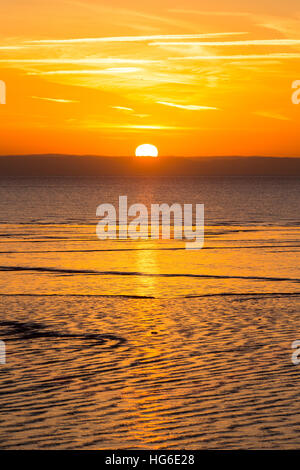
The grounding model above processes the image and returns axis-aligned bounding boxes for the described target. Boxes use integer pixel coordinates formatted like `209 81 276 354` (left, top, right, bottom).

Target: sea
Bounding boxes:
0 176 300 449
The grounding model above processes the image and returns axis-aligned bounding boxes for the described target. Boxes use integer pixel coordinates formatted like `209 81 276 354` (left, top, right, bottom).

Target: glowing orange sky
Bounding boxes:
0 0 300 156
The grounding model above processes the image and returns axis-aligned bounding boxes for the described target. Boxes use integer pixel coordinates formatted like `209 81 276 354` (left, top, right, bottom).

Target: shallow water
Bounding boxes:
0 177 300 449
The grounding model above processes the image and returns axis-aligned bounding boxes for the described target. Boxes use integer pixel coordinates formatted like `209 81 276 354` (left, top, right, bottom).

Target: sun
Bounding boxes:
135 144 158 157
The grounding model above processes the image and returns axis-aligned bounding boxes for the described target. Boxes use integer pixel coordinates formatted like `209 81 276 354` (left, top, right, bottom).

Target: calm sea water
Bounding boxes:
0 177 300 449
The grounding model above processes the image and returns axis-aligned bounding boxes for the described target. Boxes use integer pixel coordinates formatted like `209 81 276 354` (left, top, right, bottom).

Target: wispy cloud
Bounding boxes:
63 1 196 30
157 101 219 110
0 46 27 50
28 69 194 86
254 111 291 121
0 59 157 65
30 67 143 76
27 32 248 45
121 125 174 129
256 18 300 37
168 9 251 17
111 106 134 112
151 39 300 47
85 123 184 130
31 96 78 103
170 53 300 61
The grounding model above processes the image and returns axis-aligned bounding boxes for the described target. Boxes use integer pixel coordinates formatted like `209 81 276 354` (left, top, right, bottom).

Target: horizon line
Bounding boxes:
0 154 300 159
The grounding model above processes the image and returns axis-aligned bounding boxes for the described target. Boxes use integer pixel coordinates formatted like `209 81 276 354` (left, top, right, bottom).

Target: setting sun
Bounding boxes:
135 144 158 157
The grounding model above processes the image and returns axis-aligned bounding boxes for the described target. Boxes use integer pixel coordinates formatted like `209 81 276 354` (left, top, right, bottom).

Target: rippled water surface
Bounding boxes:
0 177 300 449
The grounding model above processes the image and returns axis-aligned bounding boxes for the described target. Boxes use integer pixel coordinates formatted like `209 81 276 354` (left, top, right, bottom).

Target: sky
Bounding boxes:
0 0 300 156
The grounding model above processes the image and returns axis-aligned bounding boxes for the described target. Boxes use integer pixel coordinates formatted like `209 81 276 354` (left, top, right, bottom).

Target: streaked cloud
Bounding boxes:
28 69 194 86
157 101 219 111
170 53 300 61
256 18 300 37
151 39 300 47
85 123 184 130
30 67 143 76
169 9 251 17
31 96 78 103
0 59 157 65
27 32 248 45
0 46 27 50
121 125 174 130
63 1 197 30
111 106 134 111
254 111 291 121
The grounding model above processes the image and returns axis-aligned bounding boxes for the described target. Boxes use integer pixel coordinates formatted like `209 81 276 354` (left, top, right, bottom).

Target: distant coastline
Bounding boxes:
1 155 300 177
